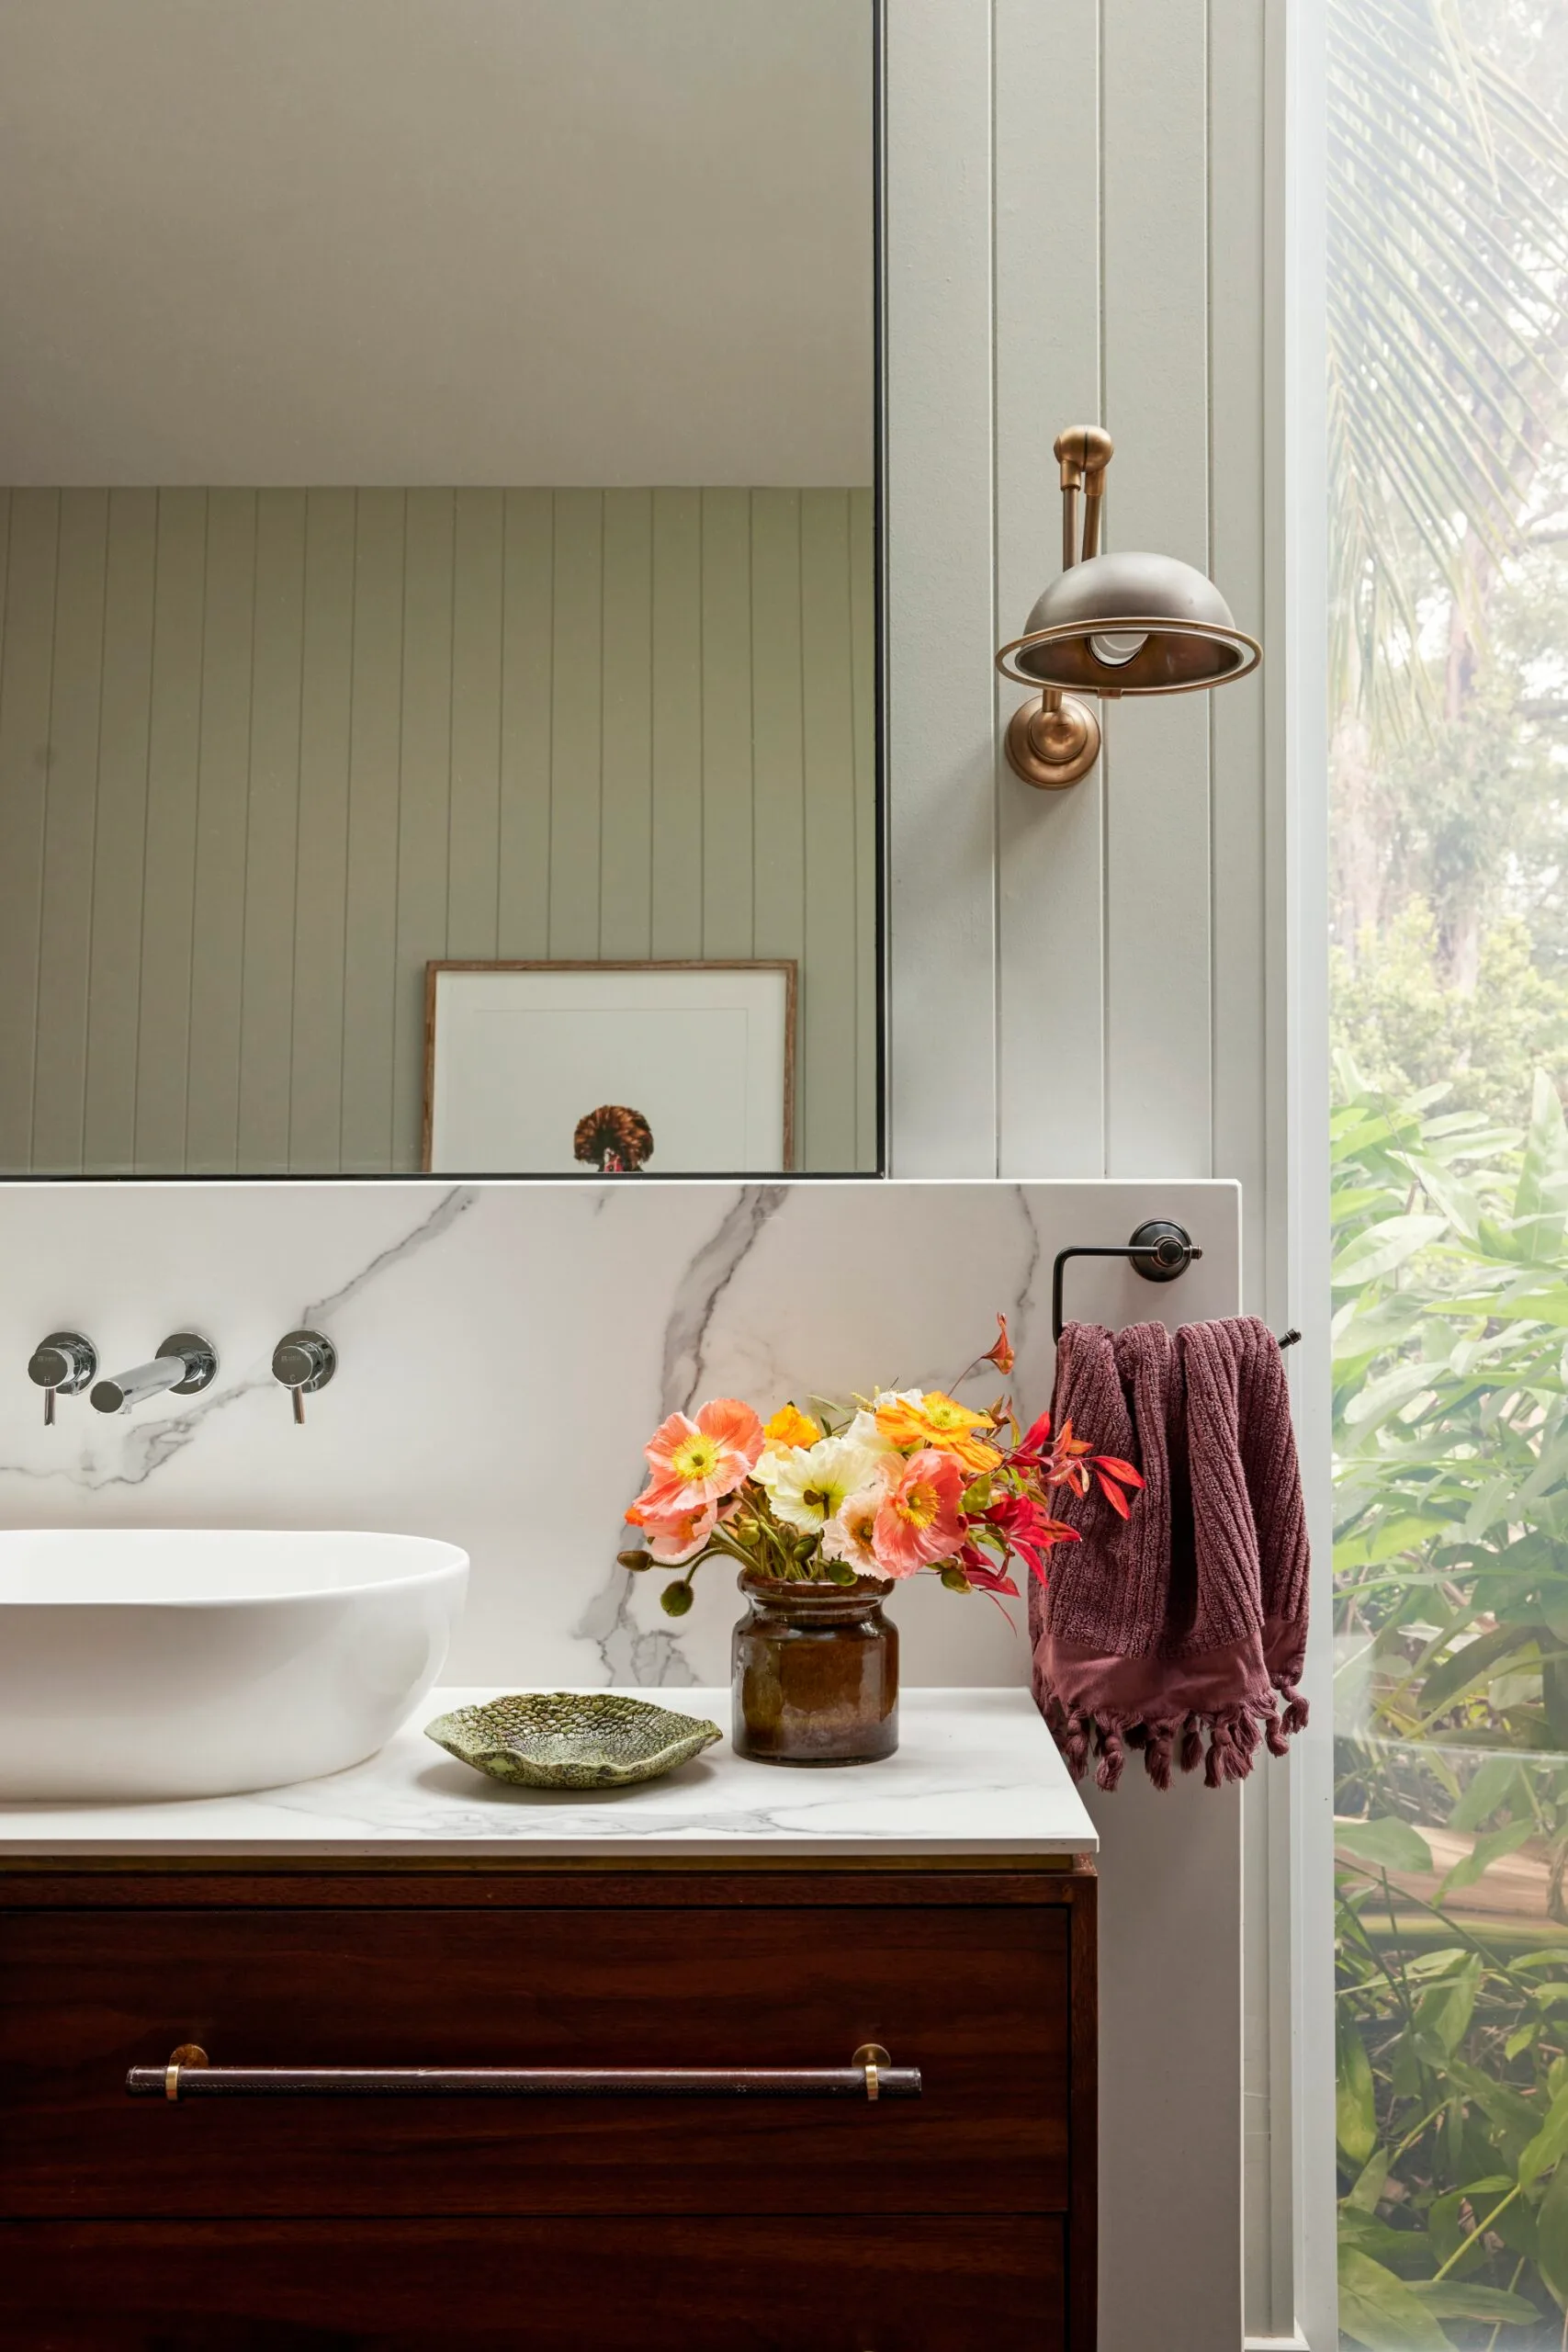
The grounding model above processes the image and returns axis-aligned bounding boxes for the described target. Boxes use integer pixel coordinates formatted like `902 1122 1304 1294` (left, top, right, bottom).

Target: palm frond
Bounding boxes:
1328 0 1568 738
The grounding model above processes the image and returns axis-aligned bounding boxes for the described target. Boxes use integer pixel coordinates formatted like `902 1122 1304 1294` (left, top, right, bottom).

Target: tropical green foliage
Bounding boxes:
1334 1068 1568 2344
1327 3 1568 2344
1333 908 1568 1124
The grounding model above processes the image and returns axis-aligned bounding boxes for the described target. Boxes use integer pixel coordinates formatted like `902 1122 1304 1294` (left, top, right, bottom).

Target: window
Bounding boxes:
1327 4 1568 2345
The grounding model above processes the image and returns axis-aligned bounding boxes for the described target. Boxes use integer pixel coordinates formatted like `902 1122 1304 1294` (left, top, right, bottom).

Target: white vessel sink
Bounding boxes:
0 1530 468 1802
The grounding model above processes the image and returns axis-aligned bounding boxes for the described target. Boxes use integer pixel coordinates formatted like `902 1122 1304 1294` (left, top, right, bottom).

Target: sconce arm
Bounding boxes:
1054 425 1113 569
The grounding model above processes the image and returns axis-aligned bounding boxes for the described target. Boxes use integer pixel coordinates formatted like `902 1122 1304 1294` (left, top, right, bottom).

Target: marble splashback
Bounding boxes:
0 1178 1240 1685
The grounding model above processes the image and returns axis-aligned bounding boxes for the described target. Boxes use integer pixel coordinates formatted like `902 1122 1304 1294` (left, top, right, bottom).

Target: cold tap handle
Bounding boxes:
271 1330 336 1425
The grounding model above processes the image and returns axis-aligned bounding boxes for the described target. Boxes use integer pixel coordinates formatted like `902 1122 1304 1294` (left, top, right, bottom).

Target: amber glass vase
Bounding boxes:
731 1570 898 1766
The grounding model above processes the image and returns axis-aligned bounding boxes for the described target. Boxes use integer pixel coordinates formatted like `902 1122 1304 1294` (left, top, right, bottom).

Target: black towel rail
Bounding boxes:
1050 1221 1302 1350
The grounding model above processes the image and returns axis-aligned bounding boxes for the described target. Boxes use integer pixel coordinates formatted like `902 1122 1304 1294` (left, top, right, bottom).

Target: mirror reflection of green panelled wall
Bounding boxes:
0 484 874 1175
0 0 877 1177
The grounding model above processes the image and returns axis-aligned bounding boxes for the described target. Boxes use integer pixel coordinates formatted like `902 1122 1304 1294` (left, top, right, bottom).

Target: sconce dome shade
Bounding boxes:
996 549 1261 696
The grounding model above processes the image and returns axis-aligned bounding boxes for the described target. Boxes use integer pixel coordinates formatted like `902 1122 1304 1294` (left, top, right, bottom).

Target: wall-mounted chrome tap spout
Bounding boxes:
90 1331 217 1415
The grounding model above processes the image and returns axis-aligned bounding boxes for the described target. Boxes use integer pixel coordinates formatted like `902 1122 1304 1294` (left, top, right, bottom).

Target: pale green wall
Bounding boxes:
0 487 876 1173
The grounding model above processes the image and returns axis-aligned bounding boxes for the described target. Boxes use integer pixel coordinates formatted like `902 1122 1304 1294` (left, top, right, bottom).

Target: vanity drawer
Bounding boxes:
0 1900 1074 2218
0 2214 1066 2349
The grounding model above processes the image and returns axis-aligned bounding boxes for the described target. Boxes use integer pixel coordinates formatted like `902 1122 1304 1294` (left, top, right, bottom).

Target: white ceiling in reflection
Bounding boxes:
0 0 874 485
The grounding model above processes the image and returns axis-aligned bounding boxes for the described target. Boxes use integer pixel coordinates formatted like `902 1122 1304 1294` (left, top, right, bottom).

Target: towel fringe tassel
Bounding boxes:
1094 1724 1126 1792
1040 1693 1305 1788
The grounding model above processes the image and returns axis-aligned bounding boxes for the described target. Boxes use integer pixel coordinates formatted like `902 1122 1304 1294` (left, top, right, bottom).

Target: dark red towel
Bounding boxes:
1030 1317 1310 1791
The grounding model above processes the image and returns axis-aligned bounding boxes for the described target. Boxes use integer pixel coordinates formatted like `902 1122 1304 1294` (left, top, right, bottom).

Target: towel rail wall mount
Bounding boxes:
1050 1221 1301 1350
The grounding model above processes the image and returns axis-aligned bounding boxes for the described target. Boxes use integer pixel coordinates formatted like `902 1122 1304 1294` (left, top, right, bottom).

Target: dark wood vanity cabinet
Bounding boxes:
0 1862 1096 2349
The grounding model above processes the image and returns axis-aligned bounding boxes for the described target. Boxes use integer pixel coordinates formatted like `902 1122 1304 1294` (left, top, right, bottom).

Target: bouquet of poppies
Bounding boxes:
618 1317 1143 1617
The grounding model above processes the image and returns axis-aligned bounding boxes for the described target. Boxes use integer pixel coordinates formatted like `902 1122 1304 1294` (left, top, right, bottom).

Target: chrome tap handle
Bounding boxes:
90 1332 217 1416
28 1331 96 1427
271 1330 336 1425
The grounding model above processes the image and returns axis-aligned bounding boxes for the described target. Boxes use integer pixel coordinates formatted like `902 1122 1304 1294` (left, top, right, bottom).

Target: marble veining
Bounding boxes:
575 1182 791 1687
0 1687 1099 1858
0 1177 1240 1687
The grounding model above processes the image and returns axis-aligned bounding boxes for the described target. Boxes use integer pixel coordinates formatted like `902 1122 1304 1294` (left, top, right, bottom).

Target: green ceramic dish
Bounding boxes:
424 1691 722 1790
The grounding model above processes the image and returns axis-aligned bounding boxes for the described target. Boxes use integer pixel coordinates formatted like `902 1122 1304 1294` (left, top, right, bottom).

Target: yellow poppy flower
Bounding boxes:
874 1391 1002 1474
763 1402 822 1450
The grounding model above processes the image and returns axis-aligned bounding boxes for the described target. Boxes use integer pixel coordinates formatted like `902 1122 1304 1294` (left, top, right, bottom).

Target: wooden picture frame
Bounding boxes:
423 960 798 1174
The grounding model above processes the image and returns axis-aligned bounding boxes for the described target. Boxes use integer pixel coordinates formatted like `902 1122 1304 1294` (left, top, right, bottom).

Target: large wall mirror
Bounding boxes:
0 0 879 1178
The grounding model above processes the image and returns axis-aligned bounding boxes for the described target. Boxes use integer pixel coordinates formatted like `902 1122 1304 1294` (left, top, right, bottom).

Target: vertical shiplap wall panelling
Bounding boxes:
85 490 156 1170
496 490 552 961
849 485 878 1170
0 487 873 1172
993 0 1106 1178
446 491 503 966
135 491 206 1170
700 490 754 965
393 491 455 1164
598 490 652 960
288 490 355 1172
0 492 54 1170
547 491 604 960
884 0 998 1173
32 491 105 1172
236 489 305 1171
750 489 807 1160
340 491 405 1172
186 492 256 1172
649 491 703 961
801 492 858 1170
1102 0 1216 1177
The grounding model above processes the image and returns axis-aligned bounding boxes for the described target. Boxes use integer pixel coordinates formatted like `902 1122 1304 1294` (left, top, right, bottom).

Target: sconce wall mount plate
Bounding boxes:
1004 690 1101 790
997 427 1261 788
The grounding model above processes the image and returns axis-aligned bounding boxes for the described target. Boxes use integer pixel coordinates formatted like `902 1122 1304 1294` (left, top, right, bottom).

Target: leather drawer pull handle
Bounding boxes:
130 2042 919 2103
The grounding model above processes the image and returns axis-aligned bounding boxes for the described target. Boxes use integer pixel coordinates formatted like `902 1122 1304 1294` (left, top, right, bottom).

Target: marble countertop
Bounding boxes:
0 1687 1096 1860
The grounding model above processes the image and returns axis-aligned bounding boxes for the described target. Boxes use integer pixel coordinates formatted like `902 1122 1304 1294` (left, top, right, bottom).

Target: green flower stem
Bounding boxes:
690 1530 763 1574
1483 2256 1526 2352
1389 2098 1450 2166
1429 2182 1521 2282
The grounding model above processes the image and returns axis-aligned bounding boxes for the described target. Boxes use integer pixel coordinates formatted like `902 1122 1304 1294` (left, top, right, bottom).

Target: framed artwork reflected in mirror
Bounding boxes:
423 961 795 1175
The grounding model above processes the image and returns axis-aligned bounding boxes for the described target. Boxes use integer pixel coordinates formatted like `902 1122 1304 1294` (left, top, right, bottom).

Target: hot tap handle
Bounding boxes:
28 1331 97 1426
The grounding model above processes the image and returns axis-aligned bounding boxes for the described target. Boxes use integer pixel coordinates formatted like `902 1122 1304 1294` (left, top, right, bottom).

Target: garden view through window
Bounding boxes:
1329 3 1568 2345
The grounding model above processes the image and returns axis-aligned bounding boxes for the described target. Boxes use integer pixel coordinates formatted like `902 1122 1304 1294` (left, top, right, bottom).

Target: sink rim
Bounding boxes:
0 1528 468 1609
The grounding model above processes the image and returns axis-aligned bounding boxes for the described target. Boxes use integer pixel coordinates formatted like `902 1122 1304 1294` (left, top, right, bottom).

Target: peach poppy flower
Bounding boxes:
820 1482 888 1577
631 1397 764 1520
872 1448 967 1579
626 1496 728 1565
874 1390 1001 1476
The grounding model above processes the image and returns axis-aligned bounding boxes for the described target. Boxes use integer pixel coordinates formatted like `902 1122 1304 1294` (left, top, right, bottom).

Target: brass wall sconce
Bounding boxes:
995 425 1261 789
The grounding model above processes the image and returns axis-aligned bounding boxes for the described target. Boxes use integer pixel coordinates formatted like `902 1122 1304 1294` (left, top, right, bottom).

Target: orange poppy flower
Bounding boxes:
874 1390 1002 1475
